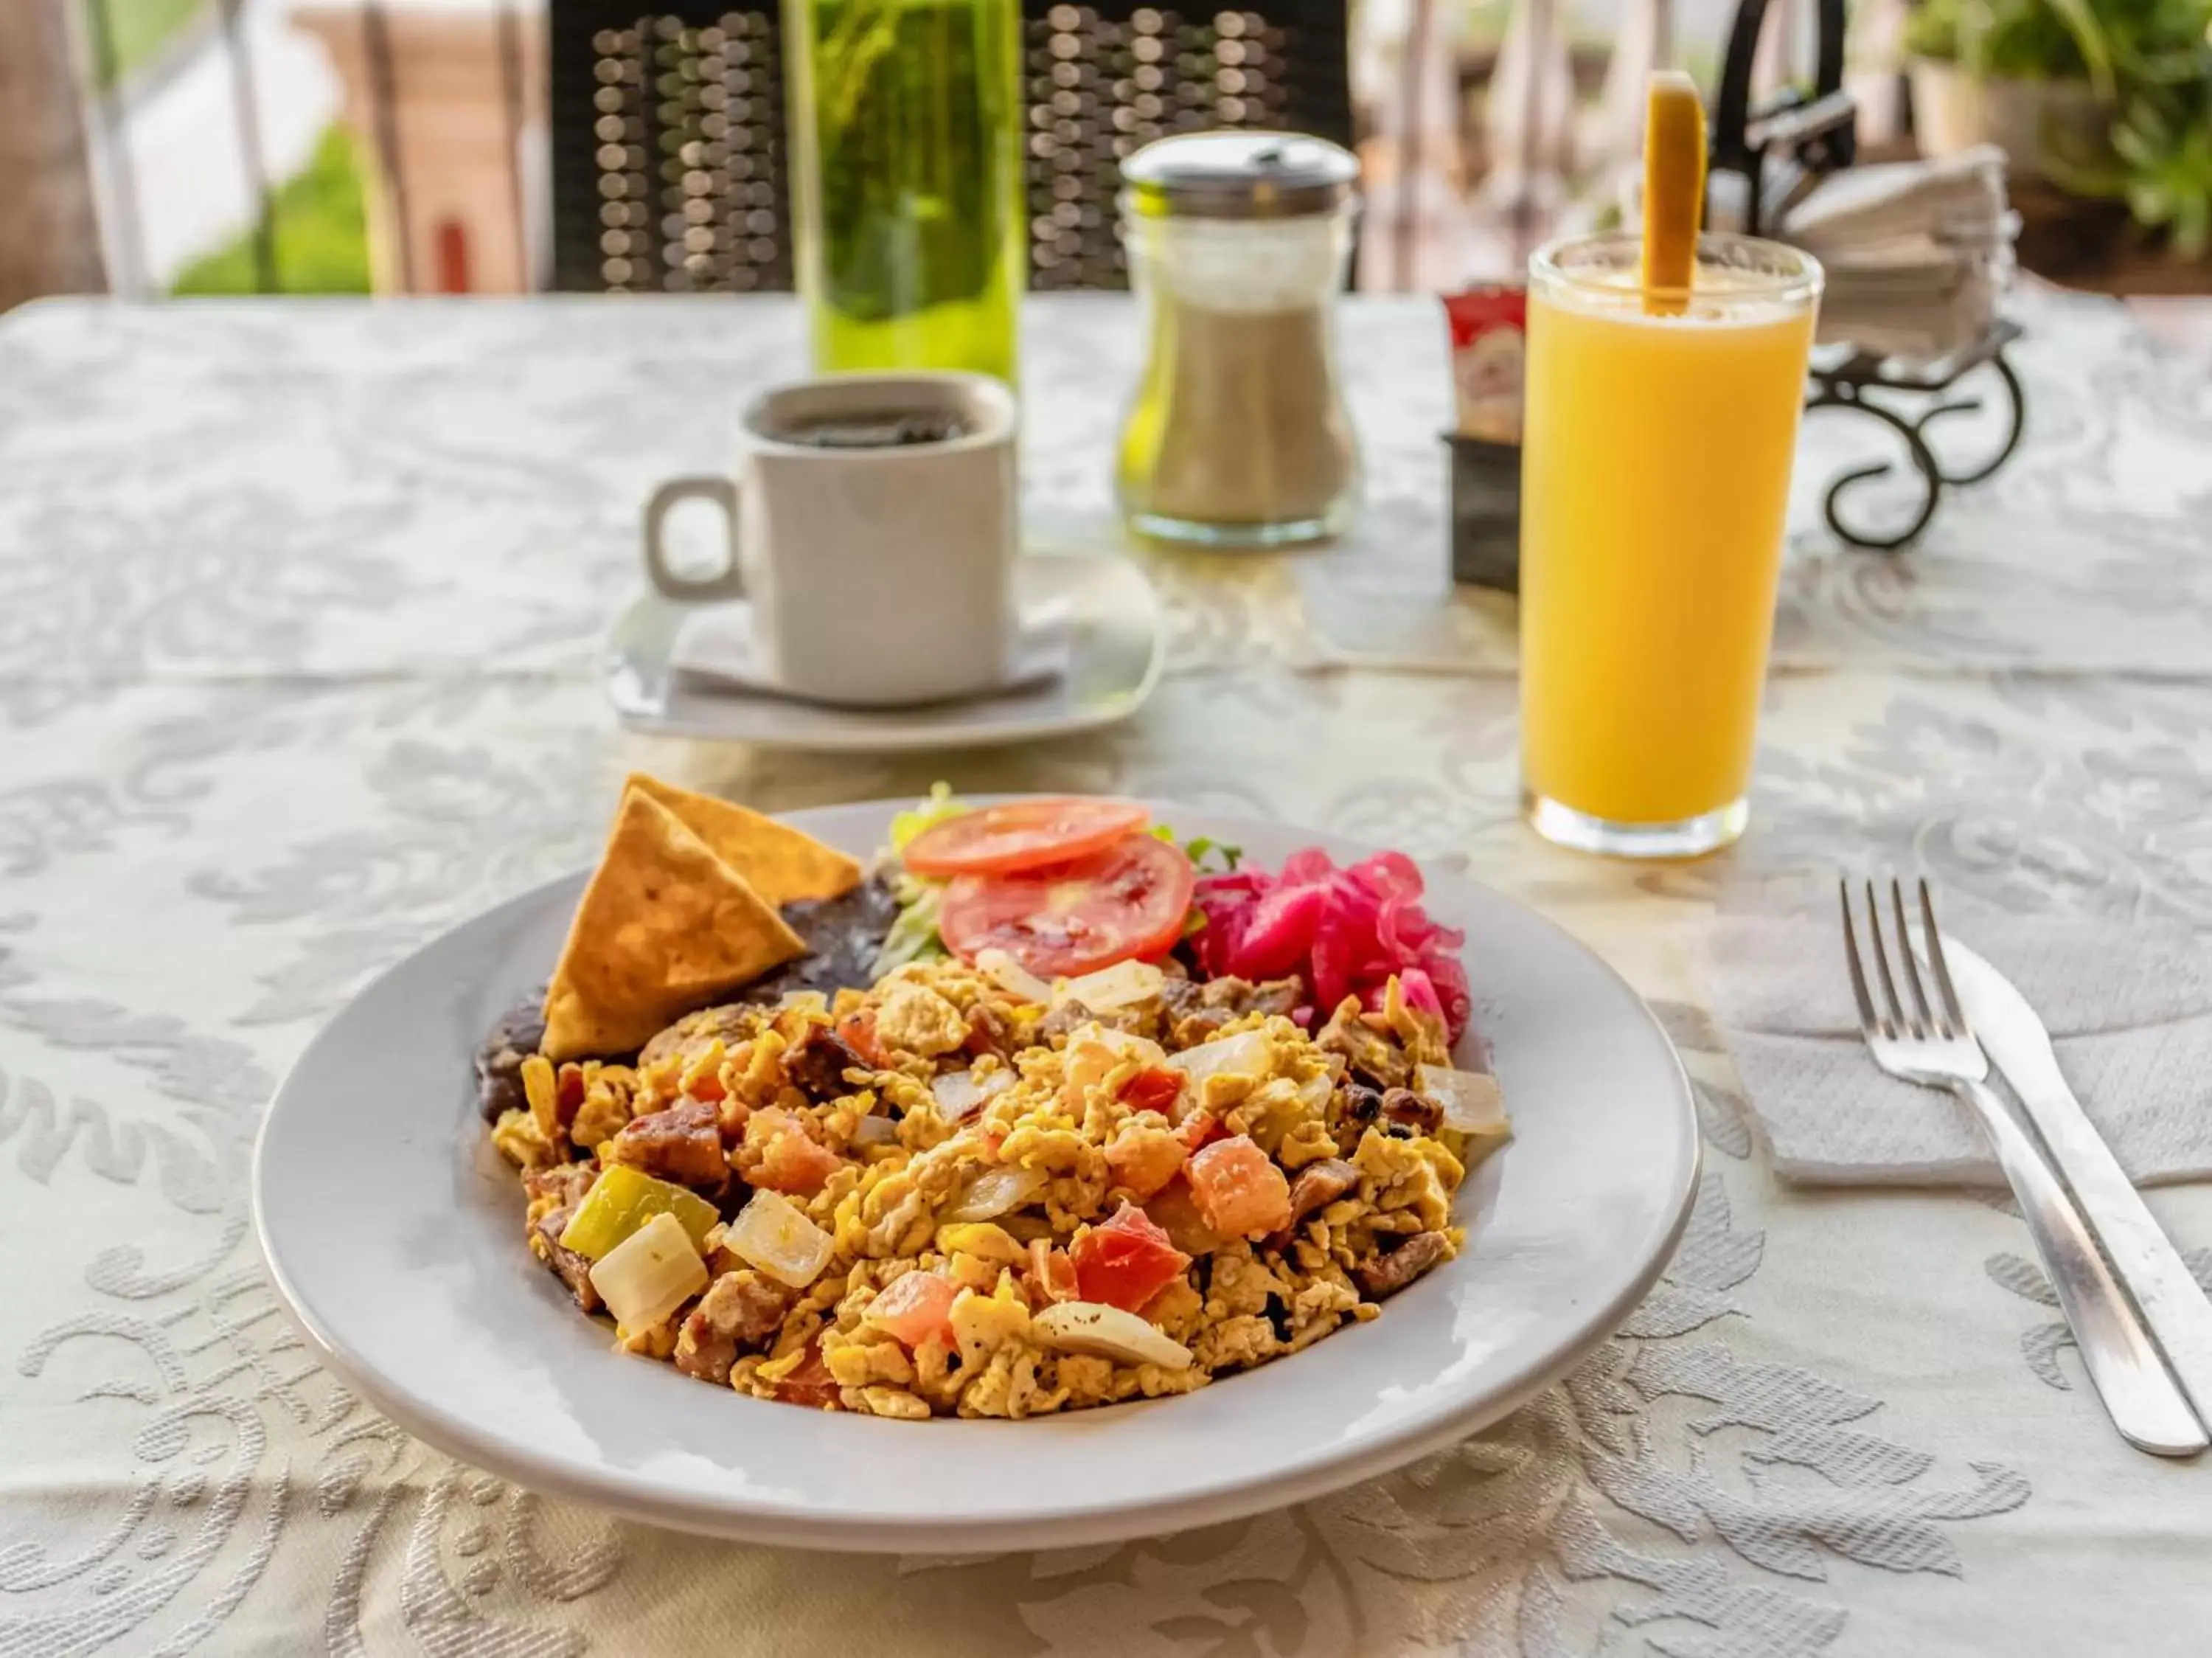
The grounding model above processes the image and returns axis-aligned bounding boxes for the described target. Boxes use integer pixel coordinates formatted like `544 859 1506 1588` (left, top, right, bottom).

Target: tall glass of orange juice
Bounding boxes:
1519 232 1822 858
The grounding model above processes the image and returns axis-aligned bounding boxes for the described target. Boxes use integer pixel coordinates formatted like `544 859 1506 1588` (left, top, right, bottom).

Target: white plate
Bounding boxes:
604 553 1163 752
254 801 1698 1553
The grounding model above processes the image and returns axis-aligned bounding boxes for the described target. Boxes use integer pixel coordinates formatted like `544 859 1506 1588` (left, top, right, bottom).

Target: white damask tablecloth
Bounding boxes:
4 290 2211 1658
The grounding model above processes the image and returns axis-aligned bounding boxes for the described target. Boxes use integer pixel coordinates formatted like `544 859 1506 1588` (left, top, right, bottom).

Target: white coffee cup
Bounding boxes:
643 372 1018 707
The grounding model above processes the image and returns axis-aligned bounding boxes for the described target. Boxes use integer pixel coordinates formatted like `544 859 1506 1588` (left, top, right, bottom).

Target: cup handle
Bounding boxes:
642 476 745 603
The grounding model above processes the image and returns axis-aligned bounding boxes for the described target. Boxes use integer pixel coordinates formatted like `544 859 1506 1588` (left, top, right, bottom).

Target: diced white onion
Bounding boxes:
1056 959 1165 1013
940 1165 1047 1224
1417 1064 1508 1135
587 1211 708 1334
975 948 1052 1004
1295 1073 1334 1114
1166 1028 1275 1085
931 1067 1014 1123
1032 1301 1194 1371
851 1114 900 1147
724 1190 835 1288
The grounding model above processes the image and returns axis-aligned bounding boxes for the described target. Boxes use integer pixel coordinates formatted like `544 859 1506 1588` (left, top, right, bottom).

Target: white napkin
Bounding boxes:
670 599 1071 704
1780 145 2017 361
1694 902 2212 1187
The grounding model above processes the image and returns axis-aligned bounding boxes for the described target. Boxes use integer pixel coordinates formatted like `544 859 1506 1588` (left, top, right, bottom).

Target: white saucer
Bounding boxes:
605 552 1163 752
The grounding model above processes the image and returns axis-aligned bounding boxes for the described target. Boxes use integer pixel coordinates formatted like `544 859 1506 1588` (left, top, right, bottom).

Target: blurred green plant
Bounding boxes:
83 0 212 88
1906 0 2212 256
173 126 372 294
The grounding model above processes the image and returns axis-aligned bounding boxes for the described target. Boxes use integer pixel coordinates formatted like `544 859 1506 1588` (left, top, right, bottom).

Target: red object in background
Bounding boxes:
435 218 470 293
1442 285 1528 444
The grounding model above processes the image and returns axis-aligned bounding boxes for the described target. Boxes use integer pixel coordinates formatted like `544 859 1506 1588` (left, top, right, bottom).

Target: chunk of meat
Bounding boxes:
785 1027 871 1099
1186 1134 1293 1238
1315 999 1413 1092
674 1269 791 1384
1202 977 1302 1019
964 1002 1011 1059
1034 1000 1096 1045
605 1097 727 1190
639 1003 754 1071
523 1159 597 1213
1354 1230 1451 1299
1267 1157 1361 1246
1158 977 1205 1024
1380 1087 1443 1135
773 1336 842 1408
1335 1083 1384 1142
532 1204 601 1311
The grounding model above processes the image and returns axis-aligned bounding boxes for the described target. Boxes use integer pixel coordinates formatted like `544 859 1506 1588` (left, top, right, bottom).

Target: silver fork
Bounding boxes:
1841 877 2208 1457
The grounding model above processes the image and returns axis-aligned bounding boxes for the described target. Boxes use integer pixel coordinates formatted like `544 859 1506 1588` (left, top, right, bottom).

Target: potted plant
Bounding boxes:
1905 0 2212 255
1905 0 2109 178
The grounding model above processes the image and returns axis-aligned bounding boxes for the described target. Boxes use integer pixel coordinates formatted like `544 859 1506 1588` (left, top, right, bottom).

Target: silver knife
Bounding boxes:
1939 935 2212 1431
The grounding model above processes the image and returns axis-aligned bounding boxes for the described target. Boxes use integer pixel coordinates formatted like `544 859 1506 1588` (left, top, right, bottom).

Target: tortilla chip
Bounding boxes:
541 792 805 1060
622 773 860 907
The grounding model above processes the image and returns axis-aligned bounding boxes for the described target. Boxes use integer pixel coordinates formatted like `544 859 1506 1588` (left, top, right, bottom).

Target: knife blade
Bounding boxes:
1938 934 2212 1431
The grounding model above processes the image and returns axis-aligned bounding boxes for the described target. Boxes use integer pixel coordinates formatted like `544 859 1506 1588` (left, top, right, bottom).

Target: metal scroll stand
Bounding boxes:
1710 0 2028 550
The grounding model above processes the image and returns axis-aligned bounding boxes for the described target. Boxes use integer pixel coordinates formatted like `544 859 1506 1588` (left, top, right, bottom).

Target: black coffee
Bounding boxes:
776 411 969 449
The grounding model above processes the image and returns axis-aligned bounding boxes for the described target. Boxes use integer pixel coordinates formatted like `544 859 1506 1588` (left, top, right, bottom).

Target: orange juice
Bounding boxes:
1519 233 1821 858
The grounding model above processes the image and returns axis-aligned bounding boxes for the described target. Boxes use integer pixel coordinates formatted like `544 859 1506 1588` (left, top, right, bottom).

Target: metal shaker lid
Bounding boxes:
1120 131 1359 220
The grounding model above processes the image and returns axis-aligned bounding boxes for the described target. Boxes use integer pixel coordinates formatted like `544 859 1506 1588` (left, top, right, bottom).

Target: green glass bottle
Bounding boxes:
785 0 1025 384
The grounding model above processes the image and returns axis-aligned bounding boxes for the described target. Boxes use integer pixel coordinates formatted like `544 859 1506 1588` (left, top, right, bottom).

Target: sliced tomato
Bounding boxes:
1186 1134 1293 1238
941 835 1196 979
1070 1203 1192 1312
1119 1066 1185 1116
863 1271 961 1349
903 797 1150 878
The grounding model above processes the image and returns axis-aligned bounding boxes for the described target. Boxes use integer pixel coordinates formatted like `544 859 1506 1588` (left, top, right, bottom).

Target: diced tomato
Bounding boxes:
745 1108 844 1197
774 1338 841 1408
863 1271 961 1349
1186 1134 1293 1238
836 1013 890 1070
1070 1202 1192 1313
1120 1066 1184 1115
1027 1238 1080 1305
1175 1111 1227 1154
903 797 1150 877
1143 1176 1226 1256
1104 1124 1187 1199
939 834 1196 979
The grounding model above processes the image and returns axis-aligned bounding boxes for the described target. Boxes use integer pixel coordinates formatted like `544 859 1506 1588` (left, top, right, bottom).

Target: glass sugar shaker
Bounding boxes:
1116 132 1362 547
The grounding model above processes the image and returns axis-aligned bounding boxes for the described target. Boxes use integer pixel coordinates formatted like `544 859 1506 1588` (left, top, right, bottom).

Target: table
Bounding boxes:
3 290 2210 1657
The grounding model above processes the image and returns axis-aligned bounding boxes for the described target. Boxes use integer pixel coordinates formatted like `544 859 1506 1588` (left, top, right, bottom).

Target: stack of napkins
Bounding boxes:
1779 144 2017 361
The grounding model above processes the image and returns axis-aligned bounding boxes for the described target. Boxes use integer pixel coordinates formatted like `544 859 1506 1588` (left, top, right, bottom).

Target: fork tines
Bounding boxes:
1837 875 1969 1044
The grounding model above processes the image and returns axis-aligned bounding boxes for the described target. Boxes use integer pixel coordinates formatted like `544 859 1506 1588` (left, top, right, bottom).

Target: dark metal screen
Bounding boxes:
549 0 1351 294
